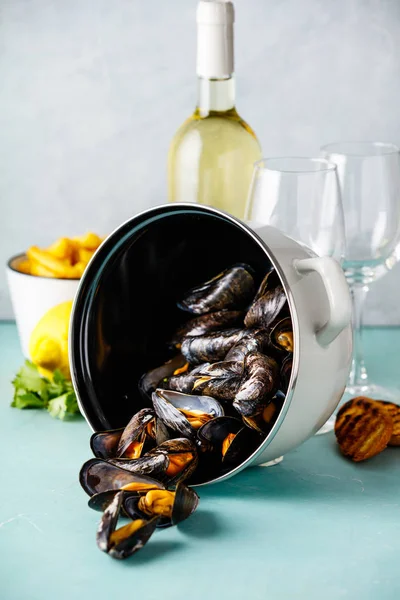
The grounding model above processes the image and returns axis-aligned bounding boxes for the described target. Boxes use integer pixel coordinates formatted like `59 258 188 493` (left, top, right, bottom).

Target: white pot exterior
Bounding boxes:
245 225 352 466
6 255 80 358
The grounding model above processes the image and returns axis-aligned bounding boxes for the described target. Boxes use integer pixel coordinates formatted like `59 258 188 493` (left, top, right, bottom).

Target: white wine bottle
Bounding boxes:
168 0 262 219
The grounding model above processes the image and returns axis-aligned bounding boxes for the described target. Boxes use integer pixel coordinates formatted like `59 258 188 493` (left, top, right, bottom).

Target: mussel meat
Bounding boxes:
178 263 255 315
123 482 199 528
171 310 244 345
181 328 248 365
96 490 159 559
233 352 279 417
270 317 293 353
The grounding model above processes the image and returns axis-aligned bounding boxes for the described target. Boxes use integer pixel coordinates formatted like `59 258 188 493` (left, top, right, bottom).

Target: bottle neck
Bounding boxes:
196 76 236 116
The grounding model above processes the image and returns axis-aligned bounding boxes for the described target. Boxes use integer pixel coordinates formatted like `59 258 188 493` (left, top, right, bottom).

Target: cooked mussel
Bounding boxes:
162 363 211 394
139 354 187 400
178 263 255 315
198 416 261 470
244 285 288 330
96 490 159 559
270 317 293 353
152 389 224 437
233 352 279 417
192 361 243 401
171 310 244 345
117 408 155 458
181 328 248 365
90 429 124 460
225 328 279 362
243 390 285 433
90 408 166 461
79 458 165 497
123 482 199 528
109 438 198 486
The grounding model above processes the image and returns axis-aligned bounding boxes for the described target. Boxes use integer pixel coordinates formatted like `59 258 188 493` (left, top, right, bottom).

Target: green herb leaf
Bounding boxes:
11 361 80 420
12 390 46 410
12 360 49 404
47 391 79 420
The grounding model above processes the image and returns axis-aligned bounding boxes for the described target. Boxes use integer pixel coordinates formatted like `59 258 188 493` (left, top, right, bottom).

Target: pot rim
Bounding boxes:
69 203 301 486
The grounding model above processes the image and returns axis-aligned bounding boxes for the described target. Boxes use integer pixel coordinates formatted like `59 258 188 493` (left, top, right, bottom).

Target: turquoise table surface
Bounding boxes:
1 322 400 600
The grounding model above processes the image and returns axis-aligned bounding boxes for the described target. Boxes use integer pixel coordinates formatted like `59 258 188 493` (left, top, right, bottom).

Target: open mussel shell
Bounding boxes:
198 416 261 472
123 482 199 529
139 354 187 400
90 429 124 460
96 490 123 553
108 452 168 477
152 390 197 440
96 490 160 559
151 438 199 486
171 310 244 345
233 352 280 417
270 317 293 353
108 516 160 560
198 416 243 447
154 388 224 430
178 263 255 315
181 328 248 365
79 458 166 496
117 408 155 457
109 438 198 487
243 390 286 434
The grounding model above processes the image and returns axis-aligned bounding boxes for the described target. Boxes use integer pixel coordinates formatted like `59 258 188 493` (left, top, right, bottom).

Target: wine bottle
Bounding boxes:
168 0 262 219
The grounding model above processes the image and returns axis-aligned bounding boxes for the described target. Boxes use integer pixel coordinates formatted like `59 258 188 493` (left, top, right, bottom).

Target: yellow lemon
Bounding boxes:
29 300 72 380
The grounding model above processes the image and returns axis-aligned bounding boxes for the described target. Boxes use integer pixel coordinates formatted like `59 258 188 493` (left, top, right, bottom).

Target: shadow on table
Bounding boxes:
198 439 400 504
178 509 226 538
121 540 184 566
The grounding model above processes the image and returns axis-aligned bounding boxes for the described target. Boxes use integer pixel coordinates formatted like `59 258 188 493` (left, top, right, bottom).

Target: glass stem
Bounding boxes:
348 283 369 387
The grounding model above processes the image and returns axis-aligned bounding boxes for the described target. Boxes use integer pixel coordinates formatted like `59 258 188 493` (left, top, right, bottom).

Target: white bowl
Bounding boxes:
6 253 81 358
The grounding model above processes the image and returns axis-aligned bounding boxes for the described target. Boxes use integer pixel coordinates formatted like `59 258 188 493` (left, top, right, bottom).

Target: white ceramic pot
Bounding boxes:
6 254 80 357
69 204 352 484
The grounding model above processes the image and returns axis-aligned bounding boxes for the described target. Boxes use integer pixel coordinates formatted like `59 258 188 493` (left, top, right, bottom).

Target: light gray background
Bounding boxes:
1 0 400 322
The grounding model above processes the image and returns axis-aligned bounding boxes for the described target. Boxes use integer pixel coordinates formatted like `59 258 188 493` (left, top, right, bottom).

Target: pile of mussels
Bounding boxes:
79 263 293 559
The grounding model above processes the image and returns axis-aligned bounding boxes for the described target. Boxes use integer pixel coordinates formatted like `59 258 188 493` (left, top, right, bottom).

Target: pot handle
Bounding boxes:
294 257 351 347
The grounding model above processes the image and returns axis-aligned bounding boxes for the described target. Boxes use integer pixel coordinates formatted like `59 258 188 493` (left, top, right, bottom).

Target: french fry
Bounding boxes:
73 232 102 250
29 260 58 278
77 247 95 264
27 246 81 278
46 237 76 262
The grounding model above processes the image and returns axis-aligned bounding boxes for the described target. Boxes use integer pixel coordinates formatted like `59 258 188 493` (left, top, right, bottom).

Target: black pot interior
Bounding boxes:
71 206 273 432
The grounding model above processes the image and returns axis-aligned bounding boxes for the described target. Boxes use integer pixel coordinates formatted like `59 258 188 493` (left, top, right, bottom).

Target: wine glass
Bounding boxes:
321 142 400 403
245 157 346 435
245 157 345 262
